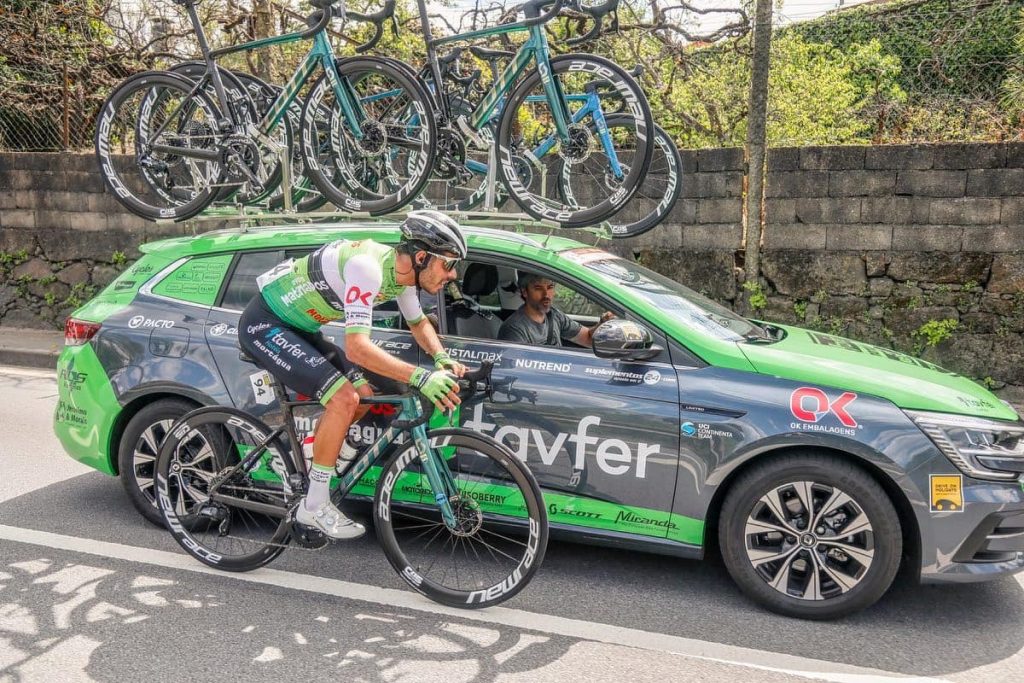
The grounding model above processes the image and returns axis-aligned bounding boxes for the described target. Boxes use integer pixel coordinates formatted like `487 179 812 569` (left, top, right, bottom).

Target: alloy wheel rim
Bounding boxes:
134 418 175 507
744 480 875 601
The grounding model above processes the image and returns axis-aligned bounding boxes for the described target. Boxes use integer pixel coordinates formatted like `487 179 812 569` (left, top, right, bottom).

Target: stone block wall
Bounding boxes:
633 142 1024 406
2 145 1023 405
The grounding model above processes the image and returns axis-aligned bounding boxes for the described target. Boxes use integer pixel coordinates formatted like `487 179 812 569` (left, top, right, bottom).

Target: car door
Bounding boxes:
438 254 682 541
204 248 422 436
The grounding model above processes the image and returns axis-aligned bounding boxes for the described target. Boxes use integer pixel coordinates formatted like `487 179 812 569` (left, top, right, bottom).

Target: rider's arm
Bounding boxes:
345 332 421 383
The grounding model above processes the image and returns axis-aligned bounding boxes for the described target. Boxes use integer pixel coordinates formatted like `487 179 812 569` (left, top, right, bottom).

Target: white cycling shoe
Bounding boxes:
295 499 365 540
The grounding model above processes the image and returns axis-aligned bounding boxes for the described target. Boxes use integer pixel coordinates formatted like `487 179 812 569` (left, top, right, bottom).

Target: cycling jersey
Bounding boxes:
256 239 425 334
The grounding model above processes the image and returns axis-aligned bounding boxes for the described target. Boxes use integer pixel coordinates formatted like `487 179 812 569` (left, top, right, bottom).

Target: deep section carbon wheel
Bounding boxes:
719 452 902 620
559 115 682 238
157 406 292 571
374 429 548 608
495 54 654 228
95 70 224 221
300 57 437 215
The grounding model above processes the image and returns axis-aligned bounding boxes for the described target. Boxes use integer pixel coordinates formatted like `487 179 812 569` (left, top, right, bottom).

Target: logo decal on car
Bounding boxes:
789 387 859 436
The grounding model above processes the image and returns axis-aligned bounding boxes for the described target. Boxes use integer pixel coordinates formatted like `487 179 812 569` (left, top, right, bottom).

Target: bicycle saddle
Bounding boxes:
469 46 514 61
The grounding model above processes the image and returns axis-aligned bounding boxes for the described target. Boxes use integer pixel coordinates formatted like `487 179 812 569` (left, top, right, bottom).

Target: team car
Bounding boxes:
54 221 1024 619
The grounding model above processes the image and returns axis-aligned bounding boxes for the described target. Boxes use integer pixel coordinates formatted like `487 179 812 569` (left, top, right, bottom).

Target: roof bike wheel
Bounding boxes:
495 54 654 228
95 70 223 221
300 57 437 215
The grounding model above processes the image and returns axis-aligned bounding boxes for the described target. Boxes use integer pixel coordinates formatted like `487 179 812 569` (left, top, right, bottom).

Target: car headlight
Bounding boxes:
907 410 1024 481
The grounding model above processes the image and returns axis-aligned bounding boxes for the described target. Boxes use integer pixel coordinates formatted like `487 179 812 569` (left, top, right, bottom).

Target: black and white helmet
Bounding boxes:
399 210 468 259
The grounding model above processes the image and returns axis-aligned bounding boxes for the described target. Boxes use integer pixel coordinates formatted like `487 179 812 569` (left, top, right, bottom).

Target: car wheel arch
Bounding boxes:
109 391 209 475
703 444 921 579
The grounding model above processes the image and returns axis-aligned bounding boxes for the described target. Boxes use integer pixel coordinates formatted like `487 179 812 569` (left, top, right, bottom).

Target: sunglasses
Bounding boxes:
426 251 460 272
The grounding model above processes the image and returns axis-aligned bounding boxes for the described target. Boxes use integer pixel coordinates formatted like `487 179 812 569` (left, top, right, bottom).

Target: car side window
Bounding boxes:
220 250 283 311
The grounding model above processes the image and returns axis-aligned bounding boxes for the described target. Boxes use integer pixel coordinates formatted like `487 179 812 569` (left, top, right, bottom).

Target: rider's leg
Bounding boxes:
306 381 360 508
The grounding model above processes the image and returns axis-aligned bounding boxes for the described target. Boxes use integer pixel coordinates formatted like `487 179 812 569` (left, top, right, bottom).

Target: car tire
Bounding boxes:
118 399 197 526
718 452 902 620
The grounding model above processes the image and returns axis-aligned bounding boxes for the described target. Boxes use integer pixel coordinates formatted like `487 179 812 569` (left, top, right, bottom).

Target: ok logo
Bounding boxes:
345 286 373 305
790 387 859 428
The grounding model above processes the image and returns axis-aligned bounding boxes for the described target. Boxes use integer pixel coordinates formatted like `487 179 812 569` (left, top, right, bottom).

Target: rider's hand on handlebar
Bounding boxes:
410 367 462 413
433 350 467 378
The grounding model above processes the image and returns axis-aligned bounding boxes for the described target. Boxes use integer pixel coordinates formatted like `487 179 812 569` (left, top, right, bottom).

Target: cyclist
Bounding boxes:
238 211 468 540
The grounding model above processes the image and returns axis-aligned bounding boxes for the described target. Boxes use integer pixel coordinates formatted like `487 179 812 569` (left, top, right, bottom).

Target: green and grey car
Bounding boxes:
54 222 1024 619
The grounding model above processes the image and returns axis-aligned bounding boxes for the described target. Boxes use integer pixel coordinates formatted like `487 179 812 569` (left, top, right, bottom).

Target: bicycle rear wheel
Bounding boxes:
95 71 223 221
300 57 436 215
559 115 682 238
495 54 654 228
374 429 548 608
156 407 292 572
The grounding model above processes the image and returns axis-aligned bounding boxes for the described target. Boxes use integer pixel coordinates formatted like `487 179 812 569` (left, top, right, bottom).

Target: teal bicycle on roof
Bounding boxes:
95 0 437 221
357 0 655 228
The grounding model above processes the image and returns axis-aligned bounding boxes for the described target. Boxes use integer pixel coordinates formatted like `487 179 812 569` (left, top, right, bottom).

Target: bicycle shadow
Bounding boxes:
0 549 574 683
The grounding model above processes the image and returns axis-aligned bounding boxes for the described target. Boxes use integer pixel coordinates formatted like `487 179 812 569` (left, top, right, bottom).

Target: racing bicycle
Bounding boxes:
155 358 548 608
95 0 436 221
359 0 654 228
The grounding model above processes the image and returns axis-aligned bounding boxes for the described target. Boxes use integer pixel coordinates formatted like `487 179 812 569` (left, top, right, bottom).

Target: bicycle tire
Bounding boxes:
495 54 654 228
95 70 223 221
300 56 437 215
374 429 548 609
559 115 682 238
164 63 269 205
156 406 292 572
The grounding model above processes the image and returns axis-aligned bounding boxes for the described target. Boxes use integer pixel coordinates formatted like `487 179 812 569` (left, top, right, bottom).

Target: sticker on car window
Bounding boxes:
249 370 274 406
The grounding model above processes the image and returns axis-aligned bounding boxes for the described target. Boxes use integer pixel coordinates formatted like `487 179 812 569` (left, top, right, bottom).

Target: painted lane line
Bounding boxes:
0 524 945 683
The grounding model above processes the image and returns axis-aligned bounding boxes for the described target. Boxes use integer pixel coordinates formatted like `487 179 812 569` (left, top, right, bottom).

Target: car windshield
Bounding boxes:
560 248 767 342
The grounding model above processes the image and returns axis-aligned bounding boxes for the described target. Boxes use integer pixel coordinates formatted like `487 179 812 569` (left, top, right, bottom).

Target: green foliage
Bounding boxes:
793 300 808 319
111 251 127 267
913 318 959 350
0 250 29 267
741 281 768 311
979 376 1000 390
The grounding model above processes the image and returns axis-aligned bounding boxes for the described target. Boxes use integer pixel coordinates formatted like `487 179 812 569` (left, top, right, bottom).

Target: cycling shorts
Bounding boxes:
239 295 365 405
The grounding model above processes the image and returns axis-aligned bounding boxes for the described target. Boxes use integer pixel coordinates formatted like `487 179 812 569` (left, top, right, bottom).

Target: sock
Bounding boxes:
305 464 333 511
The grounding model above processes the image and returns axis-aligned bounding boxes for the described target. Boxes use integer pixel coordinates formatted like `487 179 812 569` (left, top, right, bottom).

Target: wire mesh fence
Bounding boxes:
1 0 1022 152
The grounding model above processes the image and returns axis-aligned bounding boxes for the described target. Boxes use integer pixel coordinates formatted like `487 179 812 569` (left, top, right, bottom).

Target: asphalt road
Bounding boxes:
1 365 1023 683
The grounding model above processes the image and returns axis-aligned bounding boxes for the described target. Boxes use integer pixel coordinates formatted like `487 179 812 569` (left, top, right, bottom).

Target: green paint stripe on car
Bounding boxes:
54 343 122 476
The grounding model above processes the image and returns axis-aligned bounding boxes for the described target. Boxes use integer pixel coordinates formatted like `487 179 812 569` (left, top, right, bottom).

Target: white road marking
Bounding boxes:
0 524 946 683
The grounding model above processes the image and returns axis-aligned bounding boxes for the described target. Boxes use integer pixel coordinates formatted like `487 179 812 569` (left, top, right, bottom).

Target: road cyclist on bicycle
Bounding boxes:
238 211 469 540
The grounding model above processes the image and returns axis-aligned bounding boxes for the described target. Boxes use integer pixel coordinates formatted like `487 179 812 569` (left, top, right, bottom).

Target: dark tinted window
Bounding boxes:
220 250 283 311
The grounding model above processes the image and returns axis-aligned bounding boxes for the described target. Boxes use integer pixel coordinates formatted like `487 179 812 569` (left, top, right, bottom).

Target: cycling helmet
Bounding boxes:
399 210 468 259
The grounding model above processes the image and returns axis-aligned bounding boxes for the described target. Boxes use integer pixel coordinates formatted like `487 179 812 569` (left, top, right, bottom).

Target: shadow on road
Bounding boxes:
1 472 1022 678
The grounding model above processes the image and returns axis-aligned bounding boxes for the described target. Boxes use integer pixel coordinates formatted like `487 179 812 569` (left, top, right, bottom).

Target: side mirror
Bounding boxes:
592 319 663 361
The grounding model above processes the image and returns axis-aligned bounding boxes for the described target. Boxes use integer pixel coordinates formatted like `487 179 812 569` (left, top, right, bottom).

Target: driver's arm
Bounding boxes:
570 311 616 347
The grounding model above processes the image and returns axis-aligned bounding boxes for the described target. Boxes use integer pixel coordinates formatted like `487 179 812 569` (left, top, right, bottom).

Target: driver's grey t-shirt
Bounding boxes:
498 307 582 346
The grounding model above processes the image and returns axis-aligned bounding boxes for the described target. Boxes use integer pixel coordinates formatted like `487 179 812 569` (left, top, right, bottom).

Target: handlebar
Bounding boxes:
346 0 398 53
388 362 494 430
521 0 566 28
302 0 337 39
565 0 619 46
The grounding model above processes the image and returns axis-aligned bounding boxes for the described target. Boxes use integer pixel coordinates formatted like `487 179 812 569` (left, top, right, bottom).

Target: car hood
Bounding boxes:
739 324 1019 422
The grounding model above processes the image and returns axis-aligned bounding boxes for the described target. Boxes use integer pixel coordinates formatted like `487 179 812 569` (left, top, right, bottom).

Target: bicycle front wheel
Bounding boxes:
95 71 224 221
156 407 292 572
300 57 436 215
559 115 683 238
496 54 654 228
374 429 548 608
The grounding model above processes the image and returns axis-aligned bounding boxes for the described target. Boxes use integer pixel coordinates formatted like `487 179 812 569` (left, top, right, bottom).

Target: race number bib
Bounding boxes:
249 370 274 405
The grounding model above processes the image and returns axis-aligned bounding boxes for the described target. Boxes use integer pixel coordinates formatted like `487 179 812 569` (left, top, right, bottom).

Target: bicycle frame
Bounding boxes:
149 1 365 160
207 382 460 528
414 0 572 143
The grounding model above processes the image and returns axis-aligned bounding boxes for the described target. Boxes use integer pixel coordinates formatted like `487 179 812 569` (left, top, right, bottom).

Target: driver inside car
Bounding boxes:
498 272 615 347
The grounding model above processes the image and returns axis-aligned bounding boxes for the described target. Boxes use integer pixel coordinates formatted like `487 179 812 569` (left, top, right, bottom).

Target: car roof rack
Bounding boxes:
156 207 615 246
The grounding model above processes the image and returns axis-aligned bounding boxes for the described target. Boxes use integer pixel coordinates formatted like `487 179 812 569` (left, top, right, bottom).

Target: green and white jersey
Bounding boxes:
256 239 425 334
